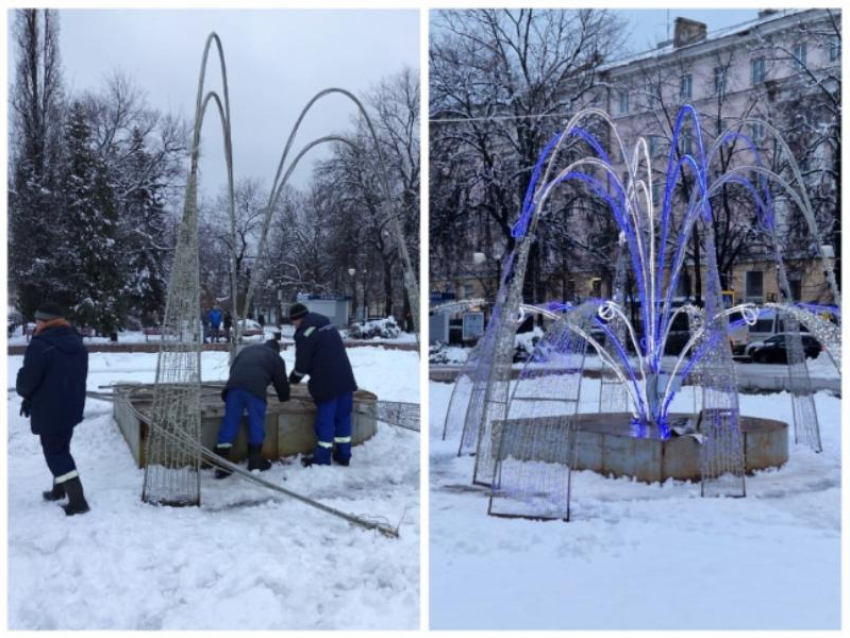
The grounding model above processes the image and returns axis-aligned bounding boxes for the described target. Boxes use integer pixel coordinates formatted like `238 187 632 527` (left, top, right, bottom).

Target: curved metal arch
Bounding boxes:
189 33 240 362
238 87 420 345
709 116 840 307
431 298 489 315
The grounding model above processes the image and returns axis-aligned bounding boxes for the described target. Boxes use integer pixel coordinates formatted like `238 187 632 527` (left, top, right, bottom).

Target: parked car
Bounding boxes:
744 333 821 363
235 319 265 339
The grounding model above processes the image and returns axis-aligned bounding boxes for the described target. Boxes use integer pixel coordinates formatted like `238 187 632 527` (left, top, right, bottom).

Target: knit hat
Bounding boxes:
265 339 281 353
34 302 65 322
289 303 308 321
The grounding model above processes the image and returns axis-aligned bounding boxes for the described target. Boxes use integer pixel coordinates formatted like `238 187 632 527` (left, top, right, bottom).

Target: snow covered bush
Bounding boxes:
430 343 450 364
348 316 401 340
430 343 471 365
514 326 545 362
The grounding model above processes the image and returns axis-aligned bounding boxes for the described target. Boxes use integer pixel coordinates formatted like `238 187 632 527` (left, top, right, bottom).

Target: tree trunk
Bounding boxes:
383 261 393 318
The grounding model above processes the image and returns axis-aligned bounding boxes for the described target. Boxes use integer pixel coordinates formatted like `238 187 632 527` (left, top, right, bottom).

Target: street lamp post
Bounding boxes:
348 267 357 323
362 269 368 321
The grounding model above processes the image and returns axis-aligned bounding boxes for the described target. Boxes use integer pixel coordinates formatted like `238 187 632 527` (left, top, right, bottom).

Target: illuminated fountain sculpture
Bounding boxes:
444 105 840 520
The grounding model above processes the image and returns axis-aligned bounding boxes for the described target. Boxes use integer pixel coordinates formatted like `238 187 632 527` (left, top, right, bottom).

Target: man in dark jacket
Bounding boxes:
214 339 290 478
288 304 358 467
16 302 90 516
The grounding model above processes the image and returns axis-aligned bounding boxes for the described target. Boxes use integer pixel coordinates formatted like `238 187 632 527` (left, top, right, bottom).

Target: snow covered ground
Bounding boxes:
429 378 841 630
7 347 419 630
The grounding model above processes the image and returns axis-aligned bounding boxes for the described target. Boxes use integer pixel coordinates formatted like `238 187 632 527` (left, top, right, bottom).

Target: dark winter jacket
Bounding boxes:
209 309 223 328
292 312 357 403
223 342 290 402
16 325 89 435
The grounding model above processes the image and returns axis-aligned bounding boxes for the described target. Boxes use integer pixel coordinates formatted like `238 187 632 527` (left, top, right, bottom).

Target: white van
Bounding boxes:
726 309 750 356
747 308 808 345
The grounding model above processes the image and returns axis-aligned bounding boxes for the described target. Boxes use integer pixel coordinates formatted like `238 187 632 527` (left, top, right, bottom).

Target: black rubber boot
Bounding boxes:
301 455 315 468
332 454 351 467
43 480 66 502
61 477 90 516
247 444 272 472
213 444 233 479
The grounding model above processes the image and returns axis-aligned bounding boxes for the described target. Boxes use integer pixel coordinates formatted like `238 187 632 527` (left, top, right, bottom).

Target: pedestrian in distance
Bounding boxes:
201 308 211 344
15 302 90 516
288 303 358 467
213 339 290 478
224 310 233 343
209 306 223 342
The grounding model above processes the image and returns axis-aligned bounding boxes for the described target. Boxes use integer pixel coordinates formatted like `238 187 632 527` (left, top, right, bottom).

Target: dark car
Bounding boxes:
745 333 822 364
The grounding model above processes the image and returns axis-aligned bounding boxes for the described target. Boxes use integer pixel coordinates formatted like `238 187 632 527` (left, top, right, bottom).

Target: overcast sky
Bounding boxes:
619 9 761 54
31 9 418 197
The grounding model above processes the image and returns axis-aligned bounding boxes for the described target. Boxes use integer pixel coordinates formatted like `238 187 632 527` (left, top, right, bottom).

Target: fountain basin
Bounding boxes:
114 384 378 467
493 412 788 483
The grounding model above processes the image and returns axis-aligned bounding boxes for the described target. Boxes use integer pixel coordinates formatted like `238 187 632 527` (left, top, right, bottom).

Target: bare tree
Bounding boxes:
430 9 627 304
754 10 841 295
9 9 66 317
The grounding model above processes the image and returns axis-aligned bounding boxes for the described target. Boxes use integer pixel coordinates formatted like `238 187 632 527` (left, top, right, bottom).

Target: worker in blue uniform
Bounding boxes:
288 303 358 467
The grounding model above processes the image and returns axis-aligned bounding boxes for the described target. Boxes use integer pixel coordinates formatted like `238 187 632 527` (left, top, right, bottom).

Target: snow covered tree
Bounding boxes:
120 127 170 318
61 101 124 334
81 72 187 322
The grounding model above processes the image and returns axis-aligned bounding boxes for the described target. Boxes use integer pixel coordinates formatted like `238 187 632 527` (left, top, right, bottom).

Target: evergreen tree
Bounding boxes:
120 127 169 319
62 101 124 334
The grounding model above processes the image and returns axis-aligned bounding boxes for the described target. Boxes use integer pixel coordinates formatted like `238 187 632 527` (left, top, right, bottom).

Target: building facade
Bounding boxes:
431 9 840 308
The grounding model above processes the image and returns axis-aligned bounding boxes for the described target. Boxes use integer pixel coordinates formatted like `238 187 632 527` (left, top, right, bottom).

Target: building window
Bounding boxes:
463 284 474 299
680 73 692 100
646 81 661 108
750 57 767 85
749 121 766 143
793 42 807 70
649 135 666 159
713 66 727 97
745 270 764 302
618 90 630 115
829 35 840 62
680 131 694 156
651 180 663 206
789 272 803 301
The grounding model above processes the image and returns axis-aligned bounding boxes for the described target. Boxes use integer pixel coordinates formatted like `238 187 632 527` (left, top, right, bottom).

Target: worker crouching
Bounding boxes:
214 339 290 478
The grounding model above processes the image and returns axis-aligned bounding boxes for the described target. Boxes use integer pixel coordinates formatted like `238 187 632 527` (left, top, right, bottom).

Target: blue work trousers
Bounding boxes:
313 392 353 464
217 388 267 446
40 428 77 479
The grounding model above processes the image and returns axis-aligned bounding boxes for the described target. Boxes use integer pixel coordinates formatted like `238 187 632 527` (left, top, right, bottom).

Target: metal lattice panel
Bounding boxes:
141 172 203 506
698 259 745 498
487 307 593 520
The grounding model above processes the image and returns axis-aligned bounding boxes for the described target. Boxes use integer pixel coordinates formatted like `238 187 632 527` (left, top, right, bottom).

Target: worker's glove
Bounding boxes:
289 371 302 384
20 398 31 418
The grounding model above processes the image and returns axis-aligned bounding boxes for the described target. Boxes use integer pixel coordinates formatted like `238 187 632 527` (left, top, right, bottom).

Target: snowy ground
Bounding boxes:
429 378 841 630
7 347 419 630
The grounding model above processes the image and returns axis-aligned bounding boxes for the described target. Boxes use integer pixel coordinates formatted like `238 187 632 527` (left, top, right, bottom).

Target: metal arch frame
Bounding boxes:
238 87 420 349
